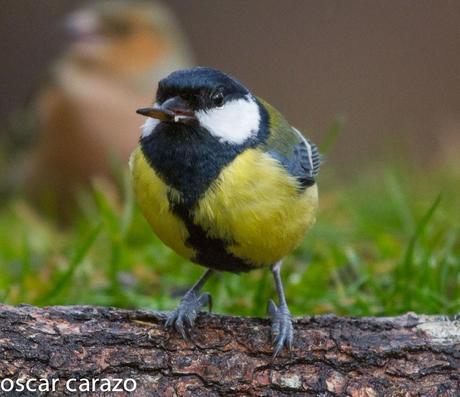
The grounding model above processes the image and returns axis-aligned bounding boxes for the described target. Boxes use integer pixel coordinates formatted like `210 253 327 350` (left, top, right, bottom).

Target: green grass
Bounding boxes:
0 161 459 318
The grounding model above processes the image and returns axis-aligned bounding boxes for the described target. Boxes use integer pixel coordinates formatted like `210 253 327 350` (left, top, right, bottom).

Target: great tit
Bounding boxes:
131 67 320 356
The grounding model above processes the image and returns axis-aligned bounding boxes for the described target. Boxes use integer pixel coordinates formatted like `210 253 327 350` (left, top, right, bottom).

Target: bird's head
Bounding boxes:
137 67 262 145
63 1 191 76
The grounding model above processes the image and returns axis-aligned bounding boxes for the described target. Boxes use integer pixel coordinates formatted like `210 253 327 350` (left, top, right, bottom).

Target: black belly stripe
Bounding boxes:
170 199 255 273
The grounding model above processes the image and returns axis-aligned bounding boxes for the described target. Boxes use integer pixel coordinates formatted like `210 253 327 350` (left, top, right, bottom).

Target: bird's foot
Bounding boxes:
268 299 294 357
165 291 212 339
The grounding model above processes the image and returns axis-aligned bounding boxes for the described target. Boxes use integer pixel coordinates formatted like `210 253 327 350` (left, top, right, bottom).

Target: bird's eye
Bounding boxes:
212 92 225 108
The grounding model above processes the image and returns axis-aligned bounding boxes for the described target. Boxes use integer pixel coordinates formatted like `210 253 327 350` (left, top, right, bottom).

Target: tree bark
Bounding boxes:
0 304 459 396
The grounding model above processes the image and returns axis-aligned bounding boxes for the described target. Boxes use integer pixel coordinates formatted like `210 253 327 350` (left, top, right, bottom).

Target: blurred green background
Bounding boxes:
0 1 459 316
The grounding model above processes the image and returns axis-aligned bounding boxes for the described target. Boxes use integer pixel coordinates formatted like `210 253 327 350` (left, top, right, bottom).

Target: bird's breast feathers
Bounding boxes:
193 147 318 266
131 145 318 269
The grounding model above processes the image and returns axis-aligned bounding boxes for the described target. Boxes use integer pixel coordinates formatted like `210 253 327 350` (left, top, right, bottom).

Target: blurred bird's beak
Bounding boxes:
136 97 196 123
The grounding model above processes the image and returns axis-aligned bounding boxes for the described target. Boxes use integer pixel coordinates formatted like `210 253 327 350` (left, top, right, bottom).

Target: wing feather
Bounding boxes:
257 98 321 189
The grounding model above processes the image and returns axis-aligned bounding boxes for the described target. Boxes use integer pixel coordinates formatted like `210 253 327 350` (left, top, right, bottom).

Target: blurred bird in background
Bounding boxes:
17 0 193 214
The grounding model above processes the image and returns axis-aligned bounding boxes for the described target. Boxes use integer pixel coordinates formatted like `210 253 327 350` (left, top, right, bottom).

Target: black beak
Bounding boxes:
136 97 196 123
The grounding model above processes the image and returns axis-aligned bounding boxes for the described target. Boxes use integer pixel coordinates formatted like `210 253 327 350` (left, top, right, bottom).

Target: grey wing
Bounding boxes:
295 127 321 178
266 126 321 190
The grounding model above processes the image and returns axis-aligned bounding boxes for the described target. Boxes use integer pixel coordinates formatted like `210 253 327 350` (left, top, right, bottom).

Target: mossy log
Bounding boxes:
0 304 459 396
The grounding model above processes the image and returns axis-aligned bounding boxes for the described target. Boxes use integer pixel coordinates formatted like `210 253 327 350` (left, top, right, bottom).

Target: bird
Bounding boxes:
130 67 320 356
21 0 193 212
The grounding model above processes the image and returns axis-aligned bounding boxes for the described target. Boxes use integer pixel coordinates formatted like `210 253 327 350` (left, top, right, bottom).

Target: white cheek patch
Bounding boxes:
196 95 260 144
140 117 160 138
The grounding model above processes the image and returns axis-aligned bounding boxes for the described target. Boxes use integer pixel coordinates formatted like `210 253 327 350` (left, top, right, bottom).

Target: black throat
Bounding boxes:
141 122 250 209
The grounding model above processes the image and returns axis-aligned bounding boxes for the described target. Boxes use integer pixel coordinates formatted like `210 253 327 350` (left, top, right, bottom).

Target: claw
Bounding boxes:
273 338 284 358
269 301 294 358
165 291 212 340
184 311 194 327
199 292 212 313
165 314 174 328
174 317 188 340
268 299 277 316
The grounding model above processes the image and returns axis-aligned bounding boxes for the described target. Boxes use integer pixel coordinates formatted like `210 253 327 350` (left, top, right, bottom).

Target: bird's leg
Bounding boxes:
268 261 294 357
165 269 214 339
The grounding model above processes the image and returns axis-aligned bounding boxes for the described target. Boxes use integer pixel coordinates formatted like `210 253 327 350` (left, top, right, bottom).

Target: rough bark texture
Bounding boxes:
0 304 459 396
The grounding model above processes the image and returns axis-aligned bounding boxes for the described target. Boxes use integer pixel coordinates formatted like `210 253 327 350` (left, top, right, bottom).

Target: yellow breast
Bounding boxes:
193 148 318 266
130 146 318 268
130 147 195 260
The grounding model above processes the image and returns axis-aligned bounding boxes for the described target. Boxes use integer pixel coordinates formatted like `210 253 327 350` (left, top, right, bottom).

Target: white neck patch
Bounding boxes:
196 95 260 144
140 117 160 138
